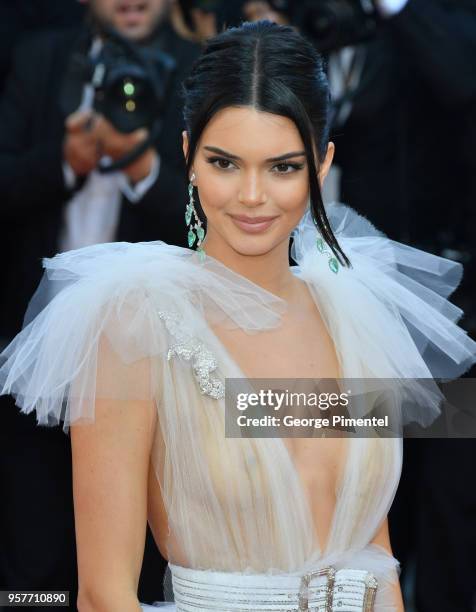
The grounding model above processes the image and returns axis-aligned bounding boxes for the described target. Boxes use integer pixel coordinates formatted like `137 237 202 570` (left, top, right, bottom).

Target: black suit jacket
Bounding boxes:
332 0 476 247
0 21 201 342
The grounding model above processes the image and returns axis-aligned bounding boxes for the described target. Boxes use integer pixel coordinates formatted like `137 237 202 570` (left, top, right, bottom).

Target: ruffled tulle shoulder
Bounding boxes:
291 202 476 426
0 240 286 432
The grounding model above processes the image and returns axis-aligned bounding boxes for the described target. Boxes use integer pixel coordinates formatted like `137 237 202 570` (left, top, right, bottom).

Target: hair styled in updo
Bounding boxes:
181 19 350 267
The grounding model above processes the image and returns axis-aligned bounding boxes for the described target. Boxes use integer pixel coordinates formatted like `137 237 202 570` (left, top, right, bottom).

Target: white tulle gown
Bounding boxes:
1 202 475 611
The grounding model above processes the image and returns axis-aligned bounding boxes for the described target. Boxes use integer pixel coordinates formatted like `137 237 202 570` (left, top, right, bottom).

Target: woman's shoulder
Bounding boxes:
16 240 205 350
293 201 476 427
0 240 203 431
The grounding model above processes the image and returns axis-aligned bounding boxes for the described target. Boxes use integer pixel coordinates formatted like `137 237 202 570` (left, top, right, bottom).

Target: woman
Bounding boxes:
1 20 475 611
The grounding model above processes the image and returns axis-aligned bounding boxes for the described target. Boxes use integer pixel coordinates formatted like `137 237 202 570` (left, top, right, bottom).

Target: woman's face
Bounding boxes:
182 106 334 257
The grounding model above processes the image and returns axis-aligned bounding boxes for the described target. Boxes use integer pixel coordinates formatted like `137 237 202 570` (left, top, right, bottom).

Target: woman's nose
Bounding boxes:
238 172 267 206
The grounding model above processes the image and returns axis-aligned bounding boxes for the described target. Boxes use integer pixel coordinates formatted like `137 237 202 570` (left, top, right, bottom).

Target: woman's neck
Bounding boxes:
203 236 299 302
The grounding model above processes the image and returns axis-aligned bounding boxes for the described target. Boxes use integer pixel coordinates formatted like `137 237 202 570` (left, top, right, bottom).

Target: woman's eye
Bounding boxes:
273 163 304 174
206 157 235 170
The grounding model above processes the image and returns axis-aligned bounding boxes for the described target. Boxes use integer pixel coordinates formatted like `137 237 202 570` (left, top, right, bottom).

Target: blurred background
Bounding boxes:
0 1 474 611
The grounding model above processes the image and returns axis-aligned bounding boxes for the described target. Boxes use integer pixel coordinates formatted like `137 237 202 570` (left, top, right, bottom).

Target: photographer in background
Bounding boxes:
0 1 200 608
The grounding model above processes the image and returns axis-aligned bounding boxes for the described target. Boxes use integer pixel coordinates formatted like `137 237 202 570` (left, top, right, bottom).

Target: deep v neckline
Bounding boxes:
187 252 350 558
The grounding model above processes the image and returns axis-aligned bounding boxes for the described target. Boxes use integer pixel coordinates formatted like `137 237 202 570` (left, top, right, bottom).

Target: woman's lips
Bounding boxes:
229 215 278 234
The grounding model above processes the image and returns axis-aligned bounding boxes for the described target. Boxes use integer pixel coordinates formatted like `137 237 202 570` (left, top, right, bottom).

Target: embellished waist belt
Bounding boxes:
169 563 378 611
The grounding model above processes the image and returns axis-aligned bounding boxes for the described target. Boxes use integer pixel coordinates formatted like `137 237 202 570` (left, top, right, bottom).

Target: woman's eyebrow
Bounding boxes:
203 145 306 162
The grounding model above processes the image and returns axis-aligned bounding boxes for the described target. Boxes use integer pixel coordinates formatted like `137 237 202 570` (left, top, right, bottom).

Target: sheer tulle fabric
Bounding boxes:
1 202 475 611
292 202 476 426
0 242 286 429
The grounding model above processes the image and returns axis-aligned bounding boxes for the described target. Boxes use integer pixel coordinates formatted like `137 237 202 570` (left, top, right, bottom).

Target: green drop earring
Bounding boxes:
316 235 339 274
306 198 339 273
186 172 206 261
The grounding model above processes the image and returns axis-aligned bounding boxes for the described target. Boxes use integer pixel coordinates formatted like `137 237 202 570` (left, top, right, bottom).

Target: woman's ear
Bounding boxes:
318 142 335 187
182 130 189 162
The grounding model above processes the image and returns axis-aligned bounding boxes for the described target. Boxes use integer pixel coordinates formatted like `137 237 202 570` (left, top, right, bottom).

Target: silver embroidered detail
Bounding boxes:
158 310 225 399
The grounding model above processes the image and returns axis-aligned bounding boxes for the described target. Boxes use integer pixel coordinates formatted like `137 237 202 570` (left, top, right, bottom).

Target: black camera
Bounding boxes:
90 30 176 134
269 0 380 53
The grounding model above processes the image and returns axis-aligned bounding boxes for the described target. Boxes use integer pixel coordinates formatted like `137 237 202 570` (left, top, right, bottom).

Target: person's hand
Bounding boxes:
92 116 157 183
63 110 101 176
92 115 148 160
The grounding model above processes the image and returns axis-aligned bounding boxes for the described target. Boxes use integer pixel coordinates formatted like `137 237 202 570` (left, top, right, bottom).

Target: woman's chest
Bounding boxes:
213 307 341 380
